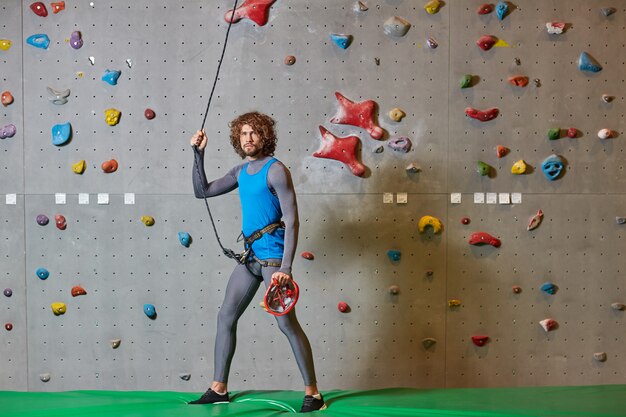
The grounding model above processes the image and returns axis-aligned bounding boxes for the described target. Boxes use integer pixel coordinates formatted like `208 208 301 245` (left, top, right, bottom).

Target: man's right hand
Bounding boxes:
190 129 208 150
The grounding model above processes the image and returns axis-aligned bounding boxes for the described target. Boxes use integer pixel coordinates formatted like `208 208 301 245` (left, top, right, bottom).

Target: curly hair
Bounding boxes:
229 112 277 159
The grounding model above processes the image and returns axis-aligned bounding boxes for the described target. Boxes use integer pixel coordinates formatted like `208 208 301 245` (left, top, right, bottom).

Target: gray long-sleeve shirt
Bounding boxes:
192 148 299 276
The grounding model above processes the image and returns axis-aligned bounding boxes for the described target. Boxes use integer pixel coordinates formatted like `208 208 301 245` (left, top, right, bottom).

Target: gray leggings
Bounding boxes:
213 260 317 385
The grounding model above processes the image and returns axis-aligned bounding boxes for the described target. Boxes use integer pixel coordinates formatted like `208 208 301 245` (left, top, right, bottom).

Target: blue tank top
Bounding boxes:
238 158 285 260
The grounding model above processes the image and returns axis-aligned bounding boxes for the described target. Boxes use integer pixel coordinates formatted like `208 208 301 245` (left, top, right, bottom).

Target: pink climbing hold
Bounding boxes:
465 107 499 122
30 2 48 17
471 335 489 346
469 232 501 248
301 251 314 260
476 35 498 51
224 0 276 26
330 92 384 140
314 126 366 177
539 318 558 332
527 209 544 231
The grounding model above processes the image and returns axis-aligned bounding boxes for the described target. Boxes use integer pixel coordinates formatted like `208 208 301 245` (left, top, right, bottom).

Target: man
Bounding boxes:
188 112 326 412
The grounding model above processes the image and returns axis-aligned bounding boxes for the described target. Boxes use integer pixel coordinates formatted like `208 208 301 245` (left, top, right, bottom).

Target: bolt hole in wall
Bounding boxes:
1 0 626 391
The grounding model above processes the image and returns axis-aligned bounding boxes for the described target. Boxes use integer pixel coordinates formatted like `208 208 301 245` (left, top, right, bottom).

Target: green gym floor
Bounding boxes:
2 385 626 417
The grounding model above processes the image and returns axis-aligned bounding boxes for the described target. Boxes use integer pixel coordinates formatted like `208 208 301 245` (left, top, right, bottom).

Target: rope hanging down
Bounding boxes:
192 0 241 262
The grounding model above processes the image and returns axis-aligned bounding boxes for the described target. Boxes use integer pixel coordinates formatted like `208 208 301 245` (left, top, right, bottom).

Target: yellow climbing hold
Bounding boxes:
105 108 121 126
0 39 12 51
51 302 67 316
511 159 527 175
494 39 511 48
76 71 84 78
424 0 441 14
448 299 462 308
140 215 155 226
418 215 443 234
389 108 406 122
72 160 86 174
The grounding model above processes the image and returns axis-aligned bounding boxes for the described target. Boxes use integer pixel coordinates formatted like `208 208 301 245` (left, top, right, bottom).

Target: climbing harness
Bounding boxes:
192 0 240 263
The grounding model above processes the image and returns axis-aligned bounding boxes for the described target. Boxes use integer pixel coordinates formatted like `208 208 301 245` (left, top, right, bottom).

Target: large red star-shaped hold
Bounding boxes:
224 0 276 26
313 126 366 177
330 92 384 140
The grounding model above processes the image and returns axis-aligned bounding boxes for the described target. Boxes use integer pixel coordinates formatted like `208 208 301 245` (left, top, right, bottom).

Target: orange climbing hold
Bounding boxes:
51 1 65 13
1 91 13 106
71 286 86 297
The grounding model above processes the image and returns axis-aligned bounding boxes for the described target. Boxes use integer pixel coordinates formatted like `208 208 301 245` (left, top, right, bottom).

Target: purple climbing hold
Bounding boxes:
600 7 616 17
36 214 49 225
0 124 16 139
3 288 11 297
426 37 438 49
69 31 83 49
388 136 412 153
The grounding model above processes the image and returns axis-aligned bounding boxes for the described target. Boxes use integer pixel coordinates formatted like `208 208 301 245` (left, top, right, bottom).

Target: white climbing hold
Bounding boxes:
88 56 95 65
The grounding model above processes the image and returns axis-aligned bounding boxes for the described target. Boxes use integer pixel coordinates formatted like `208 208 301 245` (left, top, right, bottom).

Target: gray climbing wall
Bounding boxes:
1 0 625 392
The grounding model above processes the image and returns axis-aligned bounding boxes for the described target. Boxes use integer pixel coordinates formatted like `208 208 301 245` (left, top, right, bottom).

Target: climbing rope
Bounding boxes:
192 0 241 262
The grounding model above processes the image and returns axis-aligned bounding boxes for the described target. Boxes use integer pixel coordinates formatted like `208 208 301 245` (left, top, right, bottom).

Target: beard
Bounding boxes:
243 144 262 157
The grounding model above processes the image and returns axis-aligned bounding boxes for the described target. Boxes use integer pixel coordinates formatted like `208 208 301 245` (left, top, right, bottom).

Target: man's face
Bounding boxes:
239 124 263 159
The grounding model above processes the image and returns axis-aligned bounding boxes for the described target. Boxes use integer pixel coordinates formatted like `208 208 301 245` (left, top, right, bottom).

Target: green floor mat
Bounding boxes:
2 385 625 417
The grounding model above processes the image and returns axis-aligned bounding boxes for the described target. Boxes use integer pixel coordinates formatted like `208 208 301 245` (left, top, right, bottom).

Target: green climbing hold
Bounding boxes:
547 128 560 140
476 161 490 176
460 74 472 88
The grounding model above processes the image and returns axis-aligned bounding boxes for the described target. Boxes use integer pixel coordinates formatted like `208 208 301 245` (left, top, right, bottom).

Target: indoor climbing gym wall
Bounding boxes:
1 0 625 392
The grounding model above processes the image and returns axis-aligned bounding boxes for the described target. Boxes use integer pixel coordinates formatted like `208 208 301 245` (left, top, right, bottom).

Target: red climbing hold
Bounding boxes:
468 232 501 248
338 301 349 313
461 217 471 225
508 75 529 87
55 214 67 230
71 286 87 297
301 251 314 260
330 92 384 140
465 107 499 122
144 108 155 120
567 127 578 138
4 323 12 331
477 4 493 14
512 285 522 294
471 335 489 346
314 126 366 177
476 35 497 51
224 0 276 26
30 2 48 17
101 159 118 173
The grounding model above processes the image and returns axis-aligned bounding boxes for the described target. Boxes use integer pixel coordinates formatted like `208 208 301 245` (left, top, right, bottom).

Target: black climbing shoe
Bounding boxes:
300 393 327 412
188 388 230 405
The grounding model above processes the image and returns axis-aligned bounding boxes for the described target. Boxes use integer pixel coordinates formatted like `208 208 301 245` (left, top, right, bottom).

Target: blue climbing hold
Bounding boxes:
102 69 122 85
541 154 565 181
330 34 352 49
178 232 191 247
51 122 71 146
26 34 50 49
143 304 156 319
496 2 509 20
578 52 602 73
36 268 50 280
540 282 558 295
387 249 401 262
